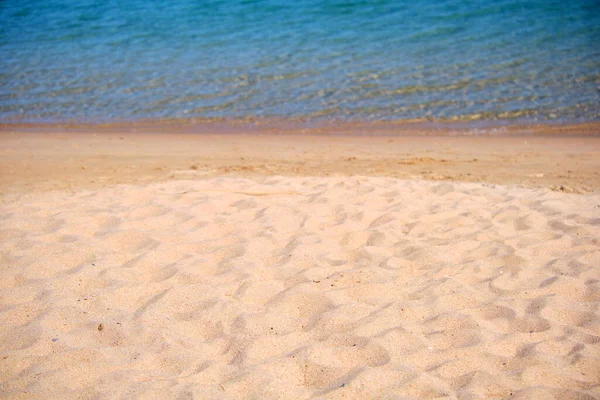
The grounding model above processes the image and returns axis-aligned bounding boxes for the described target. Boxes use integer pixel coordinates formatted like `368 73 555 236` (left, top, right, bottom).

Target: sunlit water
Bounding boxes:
1 0 599 124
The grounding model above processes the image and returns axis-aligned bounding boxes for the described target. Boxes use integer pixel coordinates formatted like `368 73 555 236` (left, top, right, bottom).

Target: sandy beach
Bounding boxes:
1 122 600 199
1 125 600 398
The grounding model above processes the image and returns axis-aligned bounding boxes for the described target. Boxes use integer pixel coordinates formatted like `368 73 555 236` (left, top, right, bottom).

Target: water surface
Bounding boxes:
1 0 599 123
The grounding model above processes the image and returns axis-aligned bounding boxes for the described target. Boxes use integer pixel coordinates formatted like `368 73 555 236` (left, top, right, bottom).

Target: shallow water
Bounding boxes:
1 0 599 123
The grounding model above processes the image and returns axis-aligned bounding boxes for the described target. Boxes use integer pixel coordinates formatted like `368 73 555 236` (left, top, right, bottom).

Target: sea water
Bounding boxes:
1 0 599 124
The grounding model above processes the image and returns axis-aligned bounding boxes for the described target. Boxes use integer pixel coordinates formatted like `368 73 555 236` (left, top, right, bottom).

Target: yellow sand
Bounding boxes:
1 175 599 398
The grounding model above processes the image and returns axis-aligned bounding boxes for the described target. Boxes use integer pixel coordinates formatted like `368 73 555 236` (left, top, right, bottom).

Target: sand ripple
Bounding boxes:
1 177 599 398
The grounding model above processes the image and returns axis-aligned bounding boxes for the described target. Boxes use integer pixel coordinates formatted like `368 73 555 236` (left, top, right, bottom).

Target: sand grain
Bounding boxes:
1 176 599 398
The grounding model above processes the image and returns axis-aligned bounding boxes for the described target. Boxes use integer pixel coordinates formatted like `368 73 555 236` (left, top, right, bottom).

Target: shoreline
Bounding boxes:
2 119 600 137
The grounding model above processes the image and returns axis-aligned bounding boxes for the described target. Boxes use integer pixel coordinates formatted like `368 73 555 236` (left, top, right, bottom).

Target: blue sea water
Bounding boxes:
1 0 599 124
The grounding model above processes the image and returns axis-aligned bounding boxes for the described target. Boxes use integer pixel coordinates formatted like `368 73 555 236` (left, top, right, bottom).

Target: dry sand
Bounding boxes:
1 126 600 398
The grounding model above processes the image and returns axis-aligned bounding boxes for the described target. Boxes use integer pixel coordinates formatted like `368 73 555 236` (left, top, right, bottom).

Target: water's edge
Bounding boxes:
2 118 599 137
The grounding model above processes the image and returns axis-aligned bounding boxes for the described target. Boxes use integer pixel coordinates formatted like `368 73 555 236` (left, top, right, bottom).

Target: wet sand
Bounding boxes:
1 123 599 201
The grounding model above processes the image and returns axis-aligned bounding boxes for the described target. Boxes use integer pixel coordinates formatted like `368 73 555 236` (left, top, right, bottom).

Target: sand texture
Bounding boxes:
1 131 599 200
1 176 599 399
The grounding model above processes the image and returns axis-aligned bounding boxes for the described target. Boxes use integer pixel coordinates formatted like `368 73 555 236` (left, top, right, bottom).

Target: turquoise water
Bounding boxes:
1 0 599 124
